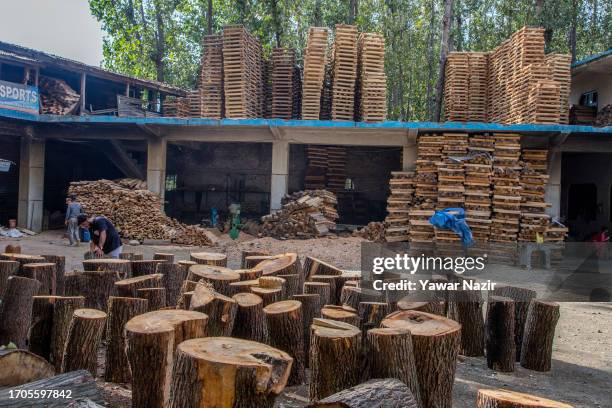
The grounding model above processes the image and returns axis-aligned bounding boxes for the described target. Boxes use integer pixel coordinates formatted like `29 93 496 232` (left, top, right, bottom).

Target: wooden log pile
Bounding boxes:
68 179 211 246
39 76 81 115
353 221 386 242
519 150 550 242
383 171 414 242
330 24 358 121
464 135 494 242
356 32 387 122
301 27 329 119
271 48 296 120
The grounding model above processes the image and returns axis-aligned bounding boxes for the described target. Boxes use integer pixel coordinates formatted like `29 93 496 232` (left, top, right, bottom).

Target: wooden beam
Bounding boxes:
80 73 87 115
126 83 130 97
34 68 39 87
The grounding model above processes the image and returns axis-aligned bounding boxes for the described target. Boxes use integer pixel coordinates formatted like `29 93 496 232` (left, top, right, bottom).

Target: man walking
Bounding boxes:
65 195 83 246
77 214 123 258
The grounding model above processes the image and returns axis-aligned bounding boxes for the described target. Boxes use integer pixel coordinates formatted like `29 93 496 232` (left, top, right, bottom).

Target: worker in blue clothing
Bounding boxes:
65 194 83 246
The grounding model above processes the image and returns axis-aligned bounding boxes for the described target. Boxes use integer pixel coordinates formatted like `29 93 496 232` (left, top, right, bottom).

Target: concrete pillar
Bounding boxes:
545 150 562 219
270 140 289 211
18 136 45 232
402 144 417 171
147 137 167 200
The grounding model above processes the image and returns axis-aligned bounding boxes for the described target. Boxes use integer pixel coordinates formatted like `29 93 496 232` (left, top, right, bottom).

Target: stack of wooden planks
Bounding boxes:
519 150 550 241
330 24 358 121
163 96 190 118
271 48 296 119
301 27 329 119
198 35 224 119
356 32 387 122
546 54 572 124
304 146 328 190
263 59 273 118
464 135 494 242
383 172 414 242
292 66 302 119
444 53 469 122
39 76 81 115
326 147 347 193
570 105 597 125
414 134 442 204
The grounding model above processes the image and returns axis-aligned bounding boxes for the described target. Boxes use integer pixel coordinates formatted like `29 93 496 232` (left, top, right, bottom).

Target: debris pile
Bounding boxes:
353 221 385 242
39 76 80 115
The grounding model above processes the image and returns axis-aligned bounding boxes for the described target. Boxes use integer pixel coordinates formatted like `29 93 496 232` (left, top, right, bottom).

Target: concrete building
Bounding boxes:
570 49 612 113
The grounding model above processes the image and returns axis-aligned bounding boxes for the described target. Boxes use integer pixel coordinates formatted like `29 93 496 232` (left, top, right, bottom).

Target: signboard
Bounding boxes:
0 79 39 114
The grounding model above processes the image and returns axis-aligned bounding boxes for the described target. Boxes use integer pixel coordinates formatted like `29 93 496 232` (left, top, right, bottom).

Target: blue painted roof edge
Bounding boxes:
572 49 612 68
1 108 610 134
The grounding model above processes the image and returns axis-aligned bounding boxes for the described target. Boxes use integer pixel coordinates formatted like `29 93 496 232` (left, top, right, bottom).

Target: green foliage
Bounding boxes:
89 0 611 120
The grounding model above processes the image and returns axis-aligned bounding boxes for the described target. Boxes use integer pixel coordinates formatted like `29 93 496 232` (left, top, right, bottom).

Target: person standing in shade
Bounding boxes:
77 214 123 258
65 194 83 246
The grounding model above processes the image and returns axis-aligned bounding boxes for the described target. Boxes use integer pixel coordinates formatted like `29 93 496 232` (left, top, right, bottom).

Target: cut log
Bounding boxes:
153 253 175 263
254 253 300 276
0 260 19 298
277 273 301 298
1 254 45 273
485 296 515 372
125 309 208 408
310 318 362 401
189 283 237 336
244 255 275 269
334 274 361 304
82 259 130 278
382 311 460 408
157 262 187 307
321 305 360 326
251 284 284 306
520 300 560 372
0 349 54 387
310 275 340 304
104 296 148 383
138 287 167 311
20 263 56 295
264 300 305 385
307 378 419 408
476 389 574 408
189 251 227 266
177 291 194 310
41 255 66 296
446 279 485 356
240 250 270 268
357 302 388 334
303 256 343 280
29 295 61 359
228 279 260 296
64 271 119 311
305 281 331 305
167 337 292 408
397 299 444 316
50 296 85 371
366 328 421 406
236 268 263 281
187 265 240 296
131 260 164 277
292 293 321 364
0 276 41 348
115 274 163 297
61 308 107 375
232 292 266 342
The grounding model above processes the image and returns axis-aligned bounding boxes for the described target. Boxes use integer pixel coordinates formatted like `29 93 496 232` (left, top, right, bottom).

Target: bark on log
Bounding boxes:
307 378 419 408
277 273 301 298
303 256 343 280
61 308 107 375
241 250 270 268
104 296 148 383
1 254 45 274
130 260 164 277
41 255 66 296
64 271 119 311
366 328 422 407
167 337 292 408
153 253 175 263
177 291 194 310
305 281 332 306
0 276 41 348
251 283 284 306
232 292 266 342
382 311 460 408
292 293 321 364
189 284 237 336
125 309 208 408
258 276 287 299
187 265 240 296
321 305 360 326
138 287 167 311
310 318 362 401
0 349 54 387
253 253 300 276
335 274 361 304
21 263 56 295
476 389 573 408
115 274 163 297
485 296 515 372
50 296 85 371
310 275 340 304
0 260 19 298
244 255 275 269
157 263 187 307
190 252 227 266
446 280 485 357
520 300 560 372
236 268 263 281
264 300 305 385
358 302 388 335
82 259 130 278
29 295 61 359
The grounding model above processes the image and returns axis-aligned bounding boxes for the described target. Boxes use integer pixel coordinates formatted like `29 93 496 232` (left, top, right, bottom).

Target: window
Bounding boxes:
579 90 598 108
568 183 597 221
165 174 177 191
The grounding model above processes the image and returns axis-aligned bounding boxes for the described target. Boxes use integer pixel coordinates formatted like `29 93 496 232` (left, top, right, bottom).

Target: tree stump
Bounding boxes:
1 254 45 274
61 308 107 375
229 279 261 296
21 263 56 295
0 276 41 348
244 255 275 269
189 252 227 266
187 265 240 296
321 305 360 326
490 286 537 361
253 253 300 276
520 300 560 372
115 274 163 297
232 292 266 342
153 253 175 263
104 296 148 383
0 260 19 298
236 268 263 281
476 389 573 408
310 275 340 304
305 281 332 305
50 296 85 371
398 299 444 316
307 378 419 408
29 295 61 359
41 255 66 296
277 274 301 298
240 250 270 268
310 318 362 401
138 287 167 311
0 349 54 387
303 256 343 280
82 259 130 278
366 328 422 406
292 293 321 364
64 271 120 311
340 286 367 309
167 337 292 408
447 281 485 357
189 284 237 336
485 296 515 372
157 262 187 307
264 300 305 385
177 291 194 310
131 260 164 277
258 276 287 298
358 302 389 335
335 274 360 304
382 310 460 408
125 309 208 408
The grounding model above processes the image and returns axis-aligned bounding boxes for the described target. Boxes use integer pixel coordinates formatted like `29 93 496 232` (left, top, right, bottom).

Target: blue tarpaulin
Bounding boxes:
429 208 474 246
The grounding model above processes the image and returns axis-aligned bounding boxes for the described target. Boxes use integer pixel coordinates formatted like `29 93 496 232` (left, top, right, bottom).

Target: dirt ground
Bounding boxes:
2 230 611 407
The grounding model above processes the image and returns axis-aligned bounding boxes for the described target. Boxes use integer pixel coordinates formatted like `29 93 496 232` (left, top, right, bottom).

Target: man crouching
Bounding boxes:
77 214 123 259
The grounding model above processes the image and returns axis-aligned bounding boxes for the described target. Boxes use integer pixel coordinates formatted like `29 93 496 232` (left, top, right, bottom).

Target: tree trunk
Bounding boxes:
357 302 388 335
251 286 283 306
125 309 208 408
29 295 61 359
476 389 573 408
304 256 343 280
21 263 56 295
304 281 331 305
382 311 460 408
189 251 227 266
433 0 454 121
0 349 54 387
310 318 362 401
232 292 267 342
207 0 213 35
189 284 237 336
453 0 462 51
187 265 240 296
348 0 358 24
153 0 166 82
131 260 164 277
426 0 436 119
138 287 167 311
277 273 301 298
115 273 163 297
241 250 269 268
569 0 578 63
366 328 422 407
237 268 263 281
254 253 300 277
520 300 560 372
313 0 322 26
64 271 120 311
0 254 45 274
157 263 186 307
264 300 305 385
292 293 321 364
104 296 148 383
61 308 107 375
446 278 485 357
153 253 174 263
485 296 515 372
308 378 419 408
310 275 340 304
398 299 444 316
535 0 544 24
0 260 19 298
41 255 66 296
0 276 41 348
82 259 130 278
167 337 292 408
50 296 85 371
340 286 362 309
321 305 360 326
490 286 536 361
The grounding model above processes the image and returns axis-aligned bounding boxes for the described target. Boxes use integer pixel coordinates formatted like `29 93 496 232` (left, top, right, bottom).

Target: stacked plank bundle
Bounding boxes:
292 66 302 119
443 53 469 122
519 150 550 242
383 171 415 242
198 34 224 119
410 134 441 243
162 96 190 118
263 59 273 118
464 135 494 242
271 48 296 119
320 62 333 120
301 27 329 119
222 25 263 118
570 105 597 125
356 32 387 122
326 146 347 193
304 145 328 190
545 54 572 124
39 76 81 115
330 24 358 121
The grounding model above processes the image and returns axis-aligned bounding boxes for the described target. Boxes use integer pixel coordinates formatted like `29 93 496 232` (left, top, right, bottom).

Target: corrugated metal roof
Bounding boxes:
571 49 612 69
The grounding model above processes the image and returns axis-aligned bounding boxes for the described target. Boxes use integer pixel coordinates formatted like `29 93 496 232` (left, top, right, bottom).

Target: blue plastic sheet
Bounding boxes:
429 207 474 246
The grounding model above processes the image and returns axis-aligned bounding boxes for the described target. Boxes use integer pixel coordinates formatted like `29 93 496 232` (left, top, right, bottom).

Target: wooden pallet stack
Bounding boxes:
356 32 387 122
198 35 224 119
467 53 489 122
570 105 597 125
292 66 302 119
518 150 550 242
509 63 550 123
383 171 414 242
163 96 190 118
444 53 470 122
546 54 572 124
464 135 494 242
326 147 347 193
304 146 328 190
188 89 204 117
301 27 329 119
320 63 333 120
271 48 296 120
330 24 358 121
263 58 273 118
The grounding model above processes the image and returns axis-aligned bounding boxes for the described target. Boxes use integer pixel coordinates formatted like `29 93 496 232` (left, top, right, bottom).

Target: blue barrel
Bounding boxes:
81 228 91 242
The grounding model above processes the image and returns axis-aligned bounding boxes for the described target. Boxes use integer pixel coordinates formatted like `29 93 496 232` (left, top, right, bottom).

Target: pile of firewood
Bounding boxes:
39 76 81 115
68 179 211 245
353 221 385 242
260 190 338 239
595 104 612 127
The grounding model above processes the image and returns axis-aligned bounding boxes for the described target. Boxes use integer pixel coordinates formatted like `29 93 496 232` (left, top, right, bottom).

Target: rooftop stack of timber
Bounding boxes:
260 190 338 238
263 58 273 118
356 32 387 122
464 135 494 242
301 27 329 119
570 105 597 125
518 150 550 241
39 76 81 115
330 24 358 121
162 96 190 118
467 53 489 122
546 54 572 124
222 25 263 118
326 146 347 193
198 34 224 119
443 53 469 122
292 66 302 119
271 48 296 120
304 146 328 190
383 171 414 242
187 89 204 117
